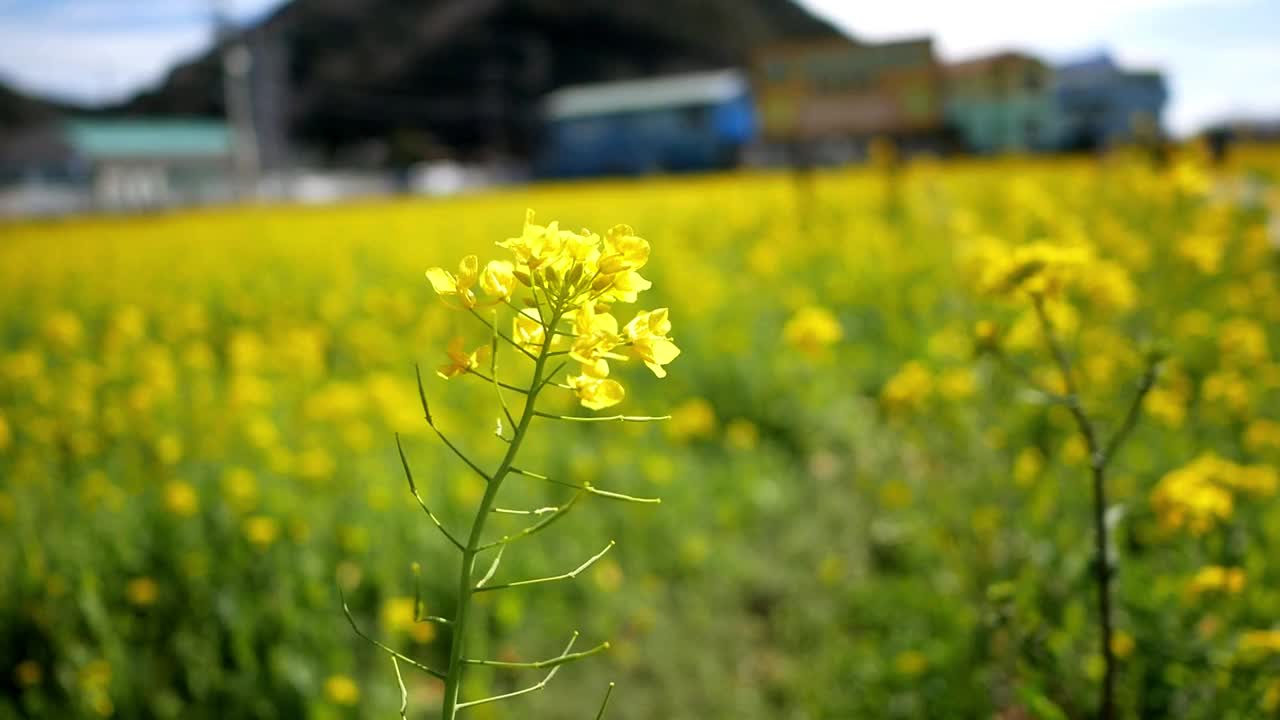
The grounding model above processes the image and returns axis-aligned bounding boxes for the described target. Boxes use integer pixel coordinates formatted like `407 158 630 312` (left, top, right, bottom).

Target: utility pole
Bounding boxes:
213 0 259 200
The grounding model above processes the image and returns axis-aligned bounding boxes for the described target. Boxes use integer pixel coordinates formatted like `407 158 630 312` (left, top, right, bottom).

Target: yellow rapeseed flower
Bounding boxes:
324 674 360 705
163 480 199 517
436 337 490 380
126 577 159 607
566 360 625 410
1187 566 1246 596
425 255 482 309
243 515 280 548
15 660 42 687
882 362 933 414
782 306 843 355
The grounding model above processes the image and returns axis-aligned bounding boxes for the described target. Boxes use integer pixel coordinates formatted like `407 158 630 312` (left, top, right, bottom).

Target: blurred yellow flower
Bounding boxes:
221 467 259 512
938 368 976 400
163 480 199 518
666 397 716 440
437 337 490 380
243 516 280 548
1151 454 1274 534
126 577 159 607
893 650 928 676
15 660 42 687
881 362 933 414
1187 566 1246 596
1176 234 1224 274
1014 447 1044 487
979 241 1090 299
1111 631 1136 659
324 674 360 706
1238 630 1280 657
381 596 417 633
724 419 759 451
1245 419 1280 452
782 306 843 355
0 411 10 451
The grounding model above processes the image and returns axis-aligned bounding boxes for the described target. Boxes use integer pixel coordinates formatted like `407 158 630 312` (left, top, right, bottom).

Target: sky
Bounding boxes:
0 0 1277 136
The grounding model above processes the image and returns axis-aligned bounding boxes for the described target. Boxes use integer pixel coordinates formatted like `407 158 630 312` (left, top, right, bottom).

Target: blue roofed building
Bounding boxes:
1052 53 1168 150
537 70 756 178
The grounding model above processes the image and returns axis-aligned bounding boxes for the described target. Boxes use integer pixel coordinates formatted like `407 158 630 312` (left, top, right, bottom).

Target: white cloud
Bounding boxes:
0 0 288 103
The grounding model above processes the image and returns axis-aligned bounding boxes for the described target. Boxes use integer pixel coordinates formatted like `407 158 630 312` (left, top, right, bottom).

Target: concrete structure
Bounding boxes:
945 52 1057 153
0 118 235 212
538 70 755 178
752 37 945 161
1053 54 1168 150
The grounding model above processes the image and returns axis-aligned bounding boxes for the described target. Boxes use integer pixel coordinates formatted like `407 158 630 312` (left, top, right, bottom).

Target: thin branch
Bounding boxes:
475 545 505 589
534 410 671 423
469 307 539 360
473 541 615 593
536 360 570 392
991 350 1070 404
391 656 409 720
339 589 446 680
454 634 579 710
1100 357 1161 468
510 467 661 504
396 433 465 551
414 365 495 482
414 363 434 426
487 315 519 432
595 682 616 720
1031 296 1100 457
477 490 585 551
464 368 530 395
463 640 610 670
493 506 559 516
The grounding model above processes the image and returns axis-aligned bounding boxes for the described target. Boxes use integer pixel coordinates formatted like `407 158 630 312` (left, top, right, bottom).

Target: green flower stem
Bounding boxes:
594 682 616 720
1031 295 1112 720
453 634 579 711
463 640 610 669
438 306 562 720
472 541 615 593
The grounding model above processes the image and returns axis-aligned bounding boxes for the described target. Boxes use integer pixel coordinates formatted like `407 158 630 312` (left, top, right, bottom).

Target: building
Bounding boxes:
0 117 235 213
945 52 1056 154
751 37 945 163
537 70 755 178
1052 54 1168 150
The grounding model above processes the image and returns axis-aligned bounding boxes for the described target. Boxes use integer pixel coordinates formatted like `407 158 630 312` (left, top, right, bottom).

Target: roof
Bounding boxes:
63 118 233 159
946 51 1045 77
545 70 748 120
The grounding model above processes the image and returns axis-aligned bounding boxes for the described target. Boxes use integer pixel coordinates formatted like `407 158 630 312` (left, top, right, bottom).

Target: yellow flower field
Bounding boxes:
2 145 1280 718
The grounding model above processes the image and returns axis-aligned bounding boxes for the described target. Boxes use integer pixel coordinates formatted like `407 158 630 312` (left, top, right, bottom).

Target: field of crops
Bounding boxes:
3 146 1280 719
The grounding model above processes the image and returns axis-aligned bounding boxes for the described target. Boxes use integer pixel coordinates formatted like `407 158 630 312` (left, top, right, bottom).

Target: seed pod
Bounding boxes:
565 262 584 288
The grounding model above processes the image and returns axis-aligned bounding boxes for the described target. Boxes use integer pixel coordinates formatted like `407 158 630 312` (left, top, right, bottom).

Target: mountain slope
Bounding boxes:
121 0 846 163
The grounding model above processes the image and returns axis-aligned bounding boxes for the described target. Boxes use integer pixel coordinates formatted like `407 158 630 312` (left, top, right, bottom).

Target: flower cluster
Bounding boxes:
425 211 679 409
1151 452 1278 534
977 241 1092 299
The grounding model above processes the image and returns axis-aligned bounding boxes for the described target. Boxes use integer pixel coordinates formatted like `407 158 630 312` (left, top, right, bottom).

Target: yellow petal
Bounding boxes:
425 268 457 294
480 260 516 298
458 255 480 285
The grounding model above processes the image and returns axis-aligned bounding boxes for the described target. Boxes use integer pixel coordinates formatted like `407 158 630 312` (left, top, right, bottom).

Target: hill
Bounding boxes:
120 0 846 164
